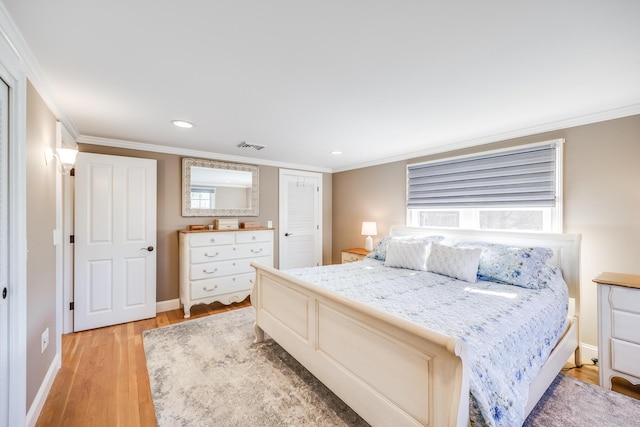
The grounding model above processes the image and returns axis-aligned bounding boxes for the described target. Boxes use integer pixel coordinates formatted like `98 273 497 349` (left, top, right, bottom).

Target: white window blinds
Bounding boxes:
407 144 557 209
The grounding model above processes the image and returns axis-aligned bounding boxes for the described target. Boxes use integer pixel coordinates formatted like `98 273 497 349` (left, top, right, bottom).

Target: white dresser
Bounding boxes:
594 272 640 389
179 228 274 318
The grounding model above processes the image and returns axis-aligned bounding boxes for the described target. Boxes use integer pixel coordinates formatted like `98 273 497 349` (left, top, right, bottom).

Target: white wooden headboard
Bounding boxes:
389 226 582 314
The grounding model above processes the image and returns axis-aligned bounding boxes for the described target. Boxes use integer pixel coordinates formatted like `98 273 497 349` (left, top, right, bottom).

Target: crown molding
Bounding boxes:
333 103 640 172
76 135 333 173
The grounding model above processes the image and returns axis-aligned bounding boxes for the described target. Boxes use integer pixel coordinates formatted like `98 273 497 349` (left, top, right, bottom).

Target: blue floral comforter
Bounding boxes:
285 258 569 427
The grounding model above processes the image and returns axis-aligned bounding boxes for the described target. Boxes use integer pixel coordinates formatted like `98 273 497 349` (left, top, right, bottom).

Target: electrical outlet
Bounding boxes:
41 328 49 353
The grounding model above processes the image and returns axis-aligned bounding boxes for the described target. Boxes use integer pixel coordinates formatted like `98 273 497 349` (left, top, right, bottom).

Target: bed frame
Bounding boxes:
251 227 581 427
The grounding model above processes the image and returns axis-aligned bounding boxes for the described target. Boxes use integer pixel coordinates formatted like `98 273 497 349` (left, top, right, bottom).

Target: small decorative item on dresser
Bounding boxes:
189 224 205 231
214 218 239 230
593 272 640 390
240 221 261 229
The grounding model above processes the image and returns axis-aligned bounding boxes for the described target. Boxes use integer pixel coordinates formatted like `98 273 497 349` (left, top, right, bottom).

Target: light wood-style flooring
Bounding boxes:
36 300 640 426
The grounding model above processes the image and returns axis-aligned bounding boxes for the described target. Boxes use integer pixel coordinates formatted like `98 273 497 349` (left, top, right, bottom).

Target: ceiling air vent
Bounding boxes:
237 141 266 151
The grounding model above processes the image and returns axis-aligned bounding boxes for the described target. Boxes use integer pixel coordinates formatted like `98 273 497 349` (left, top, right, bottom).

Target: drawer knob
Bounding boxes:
204 252 219 258
252 236 256 240
203 285 219 292
251 248 263 254
203 268 218 274
210 238 216 243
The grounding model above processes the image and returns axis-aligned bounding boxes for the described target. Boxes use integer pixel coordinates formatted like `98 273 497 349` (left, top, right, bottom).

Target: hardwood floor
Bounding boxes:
36 300 250 427
36 300 639 426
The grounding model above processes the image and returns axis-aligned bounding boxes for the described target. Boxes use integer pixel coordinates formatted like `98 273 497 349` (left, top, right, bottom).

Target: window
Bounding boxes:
406 140 563 232
190 187 216 209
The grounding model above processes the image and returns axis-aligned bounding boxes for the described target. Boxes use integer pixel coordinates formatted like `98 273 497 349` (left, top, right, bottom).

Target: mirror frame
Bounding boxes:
182 157 259 217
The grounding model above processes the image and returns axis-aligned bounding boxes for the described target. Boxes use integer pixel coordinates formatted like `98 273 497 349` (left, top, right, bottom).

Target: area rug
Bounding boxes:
143 307 640 426
524 372 640 426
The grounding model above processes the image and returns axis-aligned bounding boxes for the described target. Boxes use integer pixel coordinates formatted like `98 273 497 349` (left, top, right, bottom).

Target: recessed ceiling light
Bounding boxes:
330 150 342 155
171 120 194 128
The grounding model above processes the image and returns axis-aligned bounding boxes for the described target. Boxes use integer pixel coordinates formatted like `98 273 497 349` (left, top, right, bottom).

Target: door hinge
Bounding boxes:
69 302 74 310
70 235 74 244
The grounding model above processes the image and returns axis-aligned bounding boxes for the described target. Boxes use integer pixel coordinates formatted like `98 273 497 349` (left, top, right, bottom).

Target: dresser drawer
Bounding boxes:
190 258 253 280
234 242 272 259
611 339 640 378
342 252 365 263
609 286 640 314
611 310 640 345
191 273 255 300
236 230 272 244
189 232 235 247
190 245 237 263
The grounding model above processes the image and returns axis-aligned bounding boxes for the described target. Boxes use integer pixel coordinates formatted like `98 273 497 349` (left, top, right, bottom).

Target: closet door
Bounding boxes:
74 153 157 331
278 169 322 269
0 77 9 427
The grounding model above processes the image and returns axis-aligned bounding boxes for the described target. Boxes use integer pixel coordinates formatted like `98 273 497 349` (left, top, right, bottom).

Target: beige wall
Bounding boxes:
333 114 640 355
26 81 58 408
78 144 333 302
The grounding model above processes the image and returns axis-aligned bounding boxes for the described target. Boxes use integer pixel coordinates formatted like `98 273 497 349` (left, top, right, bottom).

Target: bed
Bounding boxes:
250 227 581 426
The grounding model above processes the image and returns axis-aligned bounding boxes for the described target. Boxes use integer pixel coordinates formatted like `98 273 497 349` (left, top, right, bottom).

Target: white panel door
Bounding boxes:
0 77 9 427
279 169 322 269
74 153 157 331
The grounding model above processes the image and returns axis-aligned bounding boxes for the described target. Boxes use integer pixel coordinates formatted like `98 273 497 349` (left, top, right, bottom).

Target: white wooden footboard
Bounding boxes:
250 262 470 427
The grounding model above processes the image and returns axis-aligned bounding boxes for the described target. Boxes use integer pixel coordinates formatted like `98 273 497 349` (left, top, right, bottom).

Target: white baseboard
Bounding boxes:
26 352 61 427
156 298 181 313
580 342 598 366
565 342 598 367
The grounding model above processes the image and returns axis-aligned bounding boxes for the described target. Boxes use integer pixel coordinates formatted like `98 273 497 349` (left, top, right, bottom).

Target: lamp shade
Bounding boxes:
56 147 78 173
361 221 377 236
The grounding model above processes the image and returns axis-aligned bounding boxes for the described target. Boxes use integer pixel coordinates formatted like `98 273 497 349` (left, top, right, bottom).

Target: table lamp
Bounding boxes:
361 221 377 251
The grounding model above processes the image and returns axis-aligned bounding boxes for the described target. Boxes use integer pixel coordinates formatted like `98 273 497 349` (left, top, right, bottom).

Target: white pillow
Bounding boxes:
426 243 482 283
384 239 430 271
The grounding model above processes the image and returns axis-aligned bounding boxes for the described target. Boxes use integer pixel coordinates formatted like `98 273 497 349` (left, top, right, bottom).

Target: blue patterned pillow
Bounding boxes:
455 241 553 289
366 235 444 261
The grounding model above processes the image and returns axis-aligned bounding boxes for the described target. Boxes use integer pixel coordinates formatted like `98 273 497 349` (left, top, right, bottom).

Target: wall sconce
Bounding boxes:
45 147 79 174
361 221 377 251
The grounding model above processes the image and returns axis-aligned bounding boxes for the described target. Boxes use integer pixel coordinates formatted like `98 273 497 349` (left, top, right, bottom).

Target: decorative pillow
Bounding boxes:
366 235 444 261
455 242 553 289
426 243 482 283
384 240 430 271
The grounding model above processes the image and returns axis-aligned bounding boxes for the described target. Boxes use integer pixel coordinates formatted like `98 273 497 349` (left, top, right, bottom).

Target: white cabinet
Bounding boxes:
179 229 273 318
594 272 640 389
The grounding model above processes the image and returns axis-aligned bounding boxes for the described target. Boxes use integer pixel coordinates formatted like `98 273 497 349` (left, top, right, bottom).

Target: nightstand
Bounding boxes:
341 248 370 263
593 272 640 389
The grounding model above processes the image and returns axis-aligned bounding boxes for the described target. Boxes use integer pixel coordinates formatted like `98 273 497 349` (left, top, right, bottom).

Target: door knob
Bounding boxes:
284 233 293 237
141 246 154 252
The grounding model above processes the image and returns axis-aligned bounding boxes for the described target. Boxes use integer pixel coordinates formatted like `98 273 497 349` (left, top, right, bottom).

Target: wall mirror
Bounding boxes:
182 157 259 217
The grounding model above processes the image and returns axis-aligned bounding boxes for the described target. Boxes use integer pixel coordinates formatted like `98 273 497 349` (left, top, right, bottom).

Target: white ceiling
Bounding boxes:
2 1 639 172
